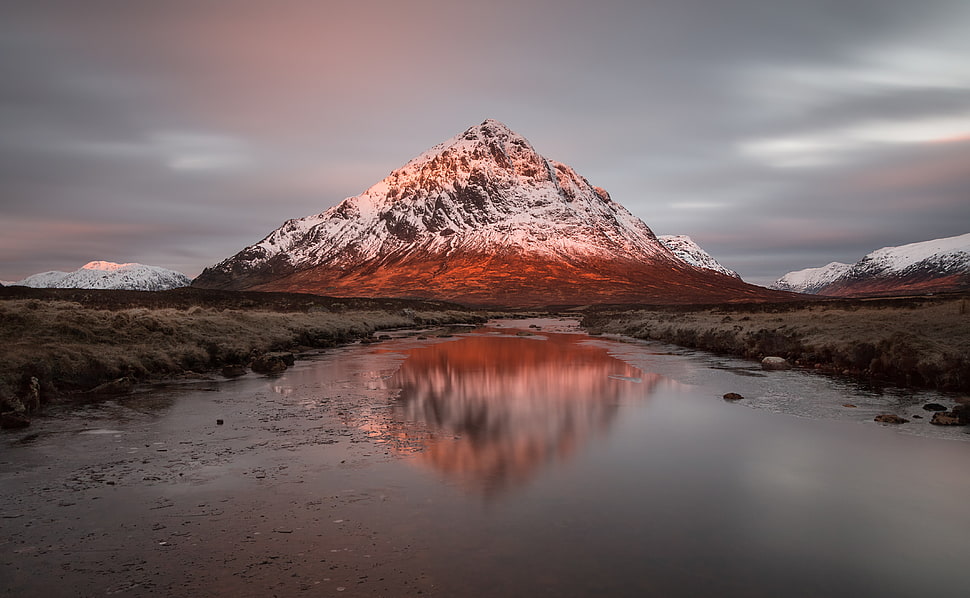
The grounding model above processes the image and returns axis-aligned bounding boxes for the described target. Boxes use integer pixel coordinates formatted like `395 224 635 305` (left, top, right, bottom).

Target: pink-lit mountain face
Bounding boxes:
193 120 791 306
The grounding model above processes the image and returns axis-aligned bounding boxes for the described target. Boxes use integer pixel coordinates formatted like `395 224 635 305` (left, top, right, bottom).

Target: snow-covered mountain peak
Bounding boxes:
228 120 671 277
194 120 790 306
770 262 851 294
771 232 970 296
658 235 740 278
855 233 970 274
15 262 191 291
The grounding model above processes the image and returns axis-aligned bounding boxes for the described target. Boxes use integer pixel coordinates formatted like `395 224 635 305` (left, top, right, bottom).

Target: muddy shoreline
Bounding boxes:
0 343 443 597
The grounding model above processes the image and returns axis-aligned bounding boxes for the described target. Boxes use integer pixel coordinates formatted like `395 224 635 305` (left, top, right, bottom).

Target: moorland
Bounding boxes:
2 286 968 427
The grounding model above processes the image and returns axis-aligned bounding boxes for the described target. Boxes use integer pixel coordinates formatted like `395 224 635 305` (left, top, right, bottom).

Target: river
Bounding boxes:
1 318 968 597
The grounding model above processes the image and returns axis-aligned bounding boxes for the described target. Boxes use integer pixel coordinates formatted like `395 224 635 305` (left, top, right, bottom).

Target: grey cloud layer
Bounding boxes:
1 0 968 284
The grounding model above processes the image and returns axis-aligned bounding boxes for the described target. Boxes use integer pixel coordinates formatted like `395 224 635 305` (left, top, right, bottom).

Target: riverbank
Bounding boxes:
0 287 486 425
581 293 970 392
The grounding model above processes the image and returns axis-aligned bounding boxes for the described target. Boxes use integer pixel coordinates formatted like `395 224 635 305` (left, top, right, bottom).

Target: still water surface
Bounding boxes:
2 318 968 597
277 318 970 597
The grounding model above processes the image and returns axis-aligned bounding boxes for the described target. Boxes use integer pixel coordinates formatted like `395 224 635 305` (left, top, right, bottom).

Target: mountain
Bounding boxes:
658 235 740 278
194 119 793 306
771 233 970 296
14 261 192 291
770 262 851 294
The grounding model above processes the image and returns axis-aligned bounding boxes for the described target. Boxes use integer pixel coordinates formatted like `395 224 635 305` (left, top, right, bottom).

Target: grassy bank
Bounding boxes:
582 293 970 392
0 287 485 413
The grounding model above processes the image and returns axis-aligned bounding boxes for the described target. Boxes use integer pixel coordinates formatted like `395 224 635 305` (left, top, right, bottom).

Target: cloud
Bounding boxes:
2 0 969 285
738 111 970 168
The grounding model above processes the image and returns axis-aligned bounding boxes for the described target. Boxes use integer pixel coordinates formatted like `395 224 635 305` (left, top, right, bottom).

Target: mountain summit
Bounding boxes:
194 120 788 306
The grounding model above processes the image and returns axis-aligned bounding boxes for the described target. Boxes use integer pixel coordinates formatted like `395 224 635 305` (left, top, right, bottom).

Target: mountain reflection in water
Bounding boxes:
385 331 670 494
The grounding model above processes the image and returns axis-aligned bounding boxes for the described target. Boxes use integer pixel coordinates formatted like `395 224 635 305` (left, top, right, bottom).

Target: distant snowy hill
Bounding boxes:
14 261 191 291
771 233 970 296
770 262 851 294
658 235 740 278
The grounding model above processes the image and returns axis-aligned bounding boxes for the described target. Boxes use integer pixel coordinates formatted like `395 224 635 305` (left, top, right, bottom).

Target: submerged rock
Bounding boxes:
0 412 30 429
761 356 791 370
874 414 909 424
922 403 948 412
89 377 134 395
221 364 247 378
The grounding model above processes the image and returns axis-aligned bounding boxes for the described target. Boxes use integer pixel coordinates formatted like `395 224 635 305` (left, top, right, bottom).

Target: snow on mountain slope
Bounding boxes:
770 262 851 294
15 261 191 291
772 233 970 296
847 233 970 277
194 119 793 306
658 235 739 278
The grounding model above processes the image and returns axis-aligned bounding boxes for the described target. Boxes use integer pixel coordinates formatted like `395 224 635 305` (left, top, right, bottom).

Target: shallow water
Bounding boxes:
2 318 968 597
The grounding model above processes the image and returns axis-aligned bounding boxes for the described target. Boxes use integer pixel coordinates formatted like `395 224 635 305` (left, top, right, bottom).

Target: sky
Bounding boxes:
1 0 969 286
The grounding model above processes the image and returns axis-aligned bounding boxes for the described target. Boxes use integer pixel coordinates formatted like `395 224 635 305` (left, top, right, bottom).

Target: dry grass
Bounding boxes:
0 294 483 406
582 294 970 391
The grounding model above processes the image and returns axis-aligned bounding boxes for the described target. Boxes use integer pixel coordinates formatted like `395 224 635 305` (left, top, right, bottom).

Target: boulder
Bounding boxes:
0 396 26 415
272 352 296 366
874 414 909 424
922 403 948 412
251 352 294 375
761 356 791 370
930 412 966 426
722 393 744 401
